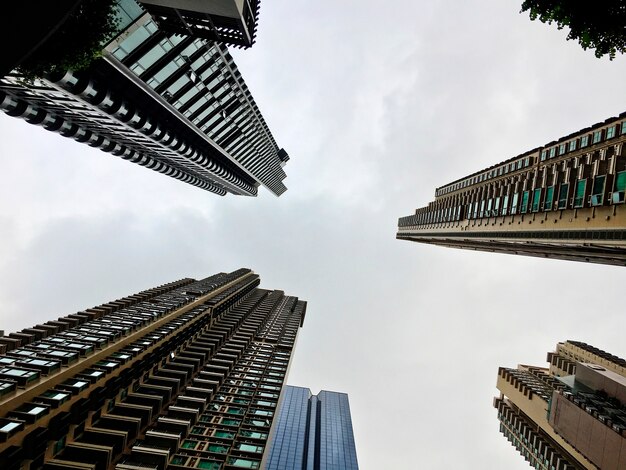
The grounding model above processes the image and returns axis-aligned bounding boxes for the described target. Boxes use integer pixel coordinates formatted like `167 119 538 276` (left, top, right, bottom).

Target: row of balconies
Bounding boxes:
0 294 221 469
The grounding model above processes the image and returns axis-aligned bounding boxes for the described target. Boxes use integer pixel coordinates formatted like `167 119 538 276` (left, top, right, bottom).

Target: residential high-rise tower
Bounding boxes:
398 113 626 265
494 340 626 469
0 0 289 197
263 386 359 470
0 268 307 470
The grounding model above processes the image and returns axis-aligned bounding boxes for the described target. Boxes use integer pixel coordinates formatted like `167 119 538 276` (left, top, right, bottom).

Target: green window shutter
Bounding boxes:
616 171 626 191
574 179 586 207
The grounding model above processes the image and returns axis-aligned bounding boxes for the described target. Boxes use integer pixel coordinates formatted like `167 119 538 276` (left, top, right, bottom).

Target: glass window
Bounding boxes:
197 460 220 470
615 171 626 191
592 130 602 144
558 183 569 209
520 191 530 213
606 126 616 139
568 140 577 152
580 135 589 147
558 144 566 155
544 186 554 211
237 443 263 453
227 458 260 469
221 418 241 426
549 148 556 158
208 444 229 454
182 440 197 449
531 189 541 212
591 175 605 206
622 121 626 135
117 27 150 58
502 195 509 216
574 179 587 207
540 150 547 161
511 193 519 215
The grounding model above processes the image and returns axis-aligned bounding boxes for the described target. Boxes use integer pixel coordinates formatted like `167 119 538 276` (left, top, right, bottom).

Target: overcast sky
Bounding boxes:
1 1 626 469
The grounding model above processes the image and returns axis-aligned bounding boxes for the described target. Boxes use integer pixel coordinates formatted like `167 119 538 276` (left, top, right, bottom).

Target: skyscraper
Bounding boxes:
138 0 261 48
263 386 359 470
494 340 626 470
0 268 307 470
397 113 626 265
0 0 289 197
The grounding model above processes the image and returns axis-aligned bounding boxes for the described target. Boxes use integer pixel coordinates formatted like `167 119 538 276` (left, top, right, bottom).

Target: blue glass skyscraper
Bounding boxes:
263 386 359 470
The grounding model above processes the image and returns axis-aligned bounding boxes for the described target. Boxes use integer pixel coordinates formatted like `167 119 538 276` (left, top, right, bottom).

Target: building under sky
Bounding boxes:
138 0 261 48
0 269 307 470
0 0 289 197
398 113 626 265
494 340 626 469
264 385 359 470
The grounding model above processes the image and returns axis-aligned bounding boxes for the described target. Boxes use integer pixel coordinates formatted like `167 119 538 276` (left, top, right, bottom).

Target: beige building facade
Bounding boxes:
0 269 306 470
495 341 626 470
398 113 626 265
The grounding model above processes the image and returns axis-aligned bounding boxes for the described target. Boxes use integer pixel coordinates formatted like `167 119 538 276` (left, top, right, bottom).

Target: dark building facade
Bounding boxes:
263 386 359 470
494 341 626 470
0 0 289 197
0 268 307 470
398 113 626 265
138 0 261 48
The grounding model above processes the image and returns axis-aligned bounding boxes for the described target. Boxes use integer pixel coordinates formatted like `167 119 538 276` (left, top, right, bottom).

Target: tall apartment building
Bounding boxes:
138 0 261 48
397 113 626 265
494 340 626 470
263 386 359 470
0 0 289 197
0 268 307 470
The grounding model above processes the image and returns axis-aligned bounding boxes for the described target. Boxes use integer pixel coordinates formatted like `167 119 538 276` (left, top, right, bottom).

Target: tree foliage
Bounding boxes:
520 0 626 60
17 0 120 80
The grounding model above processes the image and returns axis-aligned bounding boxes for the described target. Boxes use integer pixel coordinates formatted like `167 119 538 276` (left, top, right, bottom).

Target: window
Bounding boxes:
227 458 260 469
197 460 220 470
208 444 229 454
591 175 605 206
558 143 566 155
615 171 626 192
237 443 263 453
622 121 626 135
568 140 577 152
53 436 66 455
531 189 541 212
502 195 509 216
549 148 556 159
592 130 602 144
544 186 554 211
606 126 616 139
511 193 519 214
574 179 587 207
540 150 547 161
240 430 267 439
558 184 569 209
520 191 530 213
580 135 589 147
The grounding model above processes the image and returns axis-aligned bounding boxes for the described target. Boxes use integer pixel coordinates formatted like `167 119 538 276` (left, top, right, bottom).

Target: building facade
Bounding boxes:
0 0 289 197
138 0 261 48
494 340 626 470
0 268 307 470
263 386 359 470
397 113 626 265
